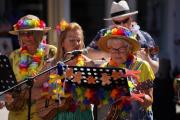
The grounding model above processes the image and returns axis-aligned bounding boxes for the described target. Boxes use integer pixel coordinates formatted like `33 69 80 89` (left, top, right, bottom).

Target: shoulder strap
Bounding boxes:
132 61 143 70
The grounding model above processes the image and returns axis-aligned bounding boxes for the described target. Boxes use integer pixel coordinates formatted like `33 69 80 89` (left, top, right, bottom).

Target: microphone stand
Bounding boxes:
0 55 77 120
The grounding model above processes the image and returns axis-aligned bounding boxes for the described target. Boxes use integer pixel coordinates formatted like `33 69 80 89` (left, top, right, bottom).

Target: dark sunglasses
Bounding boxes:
113 18 130 25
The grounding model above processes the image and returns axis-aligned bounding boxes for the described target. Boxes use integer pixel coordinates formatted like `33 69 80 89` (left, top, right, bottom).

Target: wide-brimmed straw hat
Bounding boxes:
104 0 138 20
97 26 140 52
9 14 51 35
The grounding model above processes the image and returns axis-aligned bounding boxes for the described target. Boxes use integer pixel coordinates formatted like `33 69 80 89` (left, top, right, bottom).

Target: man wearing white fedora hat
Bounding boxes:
87 0 159 74
104 0 138 21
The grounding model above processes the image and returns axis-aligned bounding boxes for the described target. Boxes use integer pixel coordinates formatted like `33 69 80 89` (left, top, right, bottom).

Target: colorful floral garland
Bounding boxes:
19 44 46 79
14 19 46 30
104 27 136 40
76 55 85 66
45 55 85 99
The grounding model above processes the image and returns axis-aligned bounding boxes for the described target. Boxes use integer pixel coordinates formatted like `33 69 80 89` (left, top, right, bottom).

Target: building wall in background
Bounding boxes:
70 0 106 45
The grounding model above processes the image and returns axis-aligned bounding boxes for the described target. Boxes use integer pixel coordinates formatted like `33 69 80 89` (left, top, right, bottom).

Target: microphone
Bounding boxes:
65 49 88 56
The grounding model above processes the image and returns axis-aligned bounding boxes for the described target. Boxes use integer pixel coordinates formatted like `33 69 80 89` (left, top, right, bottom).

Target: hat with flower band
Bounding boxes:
9 14 51 35
97 26 140 52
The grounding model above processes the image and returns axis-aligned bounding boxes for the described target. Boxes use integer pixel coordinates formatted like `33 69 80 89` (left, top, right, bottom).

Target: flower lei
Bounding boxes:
108 54 134 68
14 18 46 30
19 44 46 79
44 54 84 96
76 55 85 66
42 54 85 111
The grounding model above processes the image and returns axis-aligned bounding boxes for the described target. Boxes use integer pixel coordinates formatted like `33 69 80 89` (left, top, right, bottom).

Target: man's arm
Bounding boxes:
137 31 159 74
136 48 159 74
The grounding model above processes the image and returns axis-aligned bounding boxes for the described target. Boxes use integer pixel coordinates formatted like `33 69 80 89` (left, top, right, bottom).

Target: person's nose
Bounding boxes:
75 40 80 46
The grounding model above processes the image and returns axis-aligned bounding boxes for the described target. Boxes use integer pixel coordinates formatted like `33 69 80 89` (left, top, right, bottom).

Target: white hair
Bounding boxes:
107 37 132 50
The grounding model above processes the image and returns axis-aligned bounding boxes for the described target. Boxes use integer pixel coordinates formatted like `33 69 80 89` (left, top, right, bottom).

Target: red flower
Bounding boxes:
111 28 118 35
33 55 41 63
14 24 20 30
20 46 28 52
116 29 125 36
111 88 121 99
39 20 46 28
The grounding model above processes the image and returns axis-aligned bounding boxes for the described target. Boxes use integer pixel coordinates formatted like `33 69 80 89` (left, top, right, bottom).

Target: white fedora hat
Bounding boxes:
104 0 138 20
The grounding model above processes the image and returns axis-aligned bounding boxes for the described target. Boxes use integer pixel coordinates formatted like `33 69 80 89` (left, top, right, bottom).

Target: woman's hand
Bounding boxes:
128 86 153 108
130 92 153 108
130 93 145 103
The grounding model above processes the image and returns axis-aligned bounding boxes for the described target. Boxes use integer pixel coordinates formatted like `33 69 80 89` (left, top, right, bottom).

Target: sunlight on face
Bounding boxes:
62 29 83 52
19 31 38 51
112 16 132 29
108 38 130 64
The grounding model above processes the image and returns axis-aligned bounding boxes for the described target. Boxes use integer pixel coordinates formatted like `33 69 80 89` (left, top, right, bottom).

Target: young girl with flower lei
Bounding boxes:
5 15 57 120
46 20 94 120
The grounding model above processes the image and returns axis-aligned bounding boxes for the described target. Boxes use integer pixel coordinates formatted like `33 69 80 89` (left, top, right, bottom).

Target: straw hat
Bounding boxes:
9 14 51 35
97 26 140 52
104 0 138 20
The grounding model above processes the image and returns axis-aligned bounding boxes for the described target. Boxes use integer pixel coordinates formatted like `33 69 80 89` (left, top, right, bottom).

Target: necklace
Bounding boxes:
76 55 85 66
108 54 134 69
18 44 46 79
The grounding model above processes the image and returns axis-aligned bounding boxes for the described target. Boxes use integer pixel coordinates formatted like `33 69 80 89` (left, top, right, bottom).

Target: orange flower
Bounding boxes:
100 73 111 85
74 72 82 84
87 76 96 84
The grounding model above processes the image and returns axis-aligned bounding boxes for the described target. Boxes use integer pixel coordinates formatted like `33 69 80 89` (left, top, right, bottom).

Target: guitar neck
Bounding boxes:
133 80 153 92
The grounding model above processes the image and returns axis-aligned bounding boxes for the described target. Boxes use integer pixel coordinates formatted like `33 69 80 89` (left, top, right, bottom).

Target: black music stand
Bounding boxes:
0 55 17 92
62 66 130 120
67 66 129 91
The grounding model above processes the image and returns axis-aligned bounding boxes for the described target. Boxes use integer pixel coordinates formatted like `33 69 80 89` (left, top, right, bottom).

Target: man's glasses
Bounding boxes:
113 18 130 25
19 31 34 37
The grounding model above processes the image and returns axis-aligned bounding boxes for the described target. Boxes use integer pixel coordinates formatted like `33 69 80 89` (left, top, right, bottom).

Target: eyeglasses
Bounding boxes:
109 46 128 54
113 18 130 25
19 31 34 37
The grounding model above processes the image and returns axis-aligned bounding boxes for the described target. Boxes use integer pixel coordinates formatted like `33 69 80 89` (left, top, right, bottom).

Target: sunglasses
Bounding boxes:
113 18 130 25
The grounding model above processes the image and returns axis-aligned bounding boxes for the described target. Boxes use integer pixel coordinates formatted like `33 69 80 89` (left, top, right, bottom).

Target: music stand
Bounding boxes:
52 66 130 120
58 66 131 104
0 55 17 92
67 66 129 92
